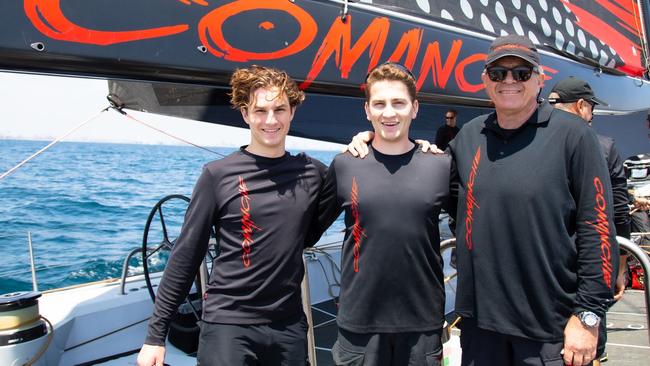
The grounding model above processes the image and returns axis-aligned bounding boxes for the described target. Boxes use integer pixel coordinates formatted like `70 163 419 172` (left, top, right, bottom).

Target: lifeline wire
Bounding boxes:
114 108 227 158
0 108 109 181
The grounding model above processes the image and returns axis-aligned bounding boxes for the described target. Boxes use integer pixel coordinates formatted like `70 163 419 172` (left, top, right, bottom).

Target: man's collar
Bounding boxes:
484 102 552 131
536 101 553 124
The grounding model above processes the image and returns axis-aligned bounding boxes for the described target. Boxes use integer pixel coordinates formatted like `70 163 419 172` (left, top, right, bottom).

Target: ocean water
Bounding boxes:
0 139 340 293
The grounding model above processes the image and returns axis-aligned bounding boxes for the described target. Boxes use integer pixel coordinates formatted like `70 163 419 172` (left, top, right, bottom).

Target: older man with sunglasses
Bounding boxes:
448 35 618 366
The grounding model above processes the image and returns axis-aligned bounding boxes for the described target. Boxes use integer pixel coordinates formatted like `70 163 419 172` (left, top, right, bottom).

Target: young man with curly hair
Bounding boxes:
137 66 326 366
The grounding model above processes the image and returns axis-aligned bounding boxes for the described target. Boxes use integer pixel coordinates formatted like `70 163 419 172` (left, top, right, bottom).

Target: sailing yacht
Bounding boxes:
1 1 649 364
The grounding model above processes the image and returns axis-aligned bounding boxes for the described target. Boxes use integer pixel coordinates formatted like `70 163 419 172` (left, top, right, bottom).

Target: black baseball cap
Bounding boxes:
549 77 608 106
485 35 540 67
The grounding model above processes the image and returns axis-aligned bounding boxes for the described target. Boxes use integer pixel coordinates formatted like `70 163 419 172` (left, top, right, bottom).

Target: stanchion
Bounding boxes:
301 255 318 366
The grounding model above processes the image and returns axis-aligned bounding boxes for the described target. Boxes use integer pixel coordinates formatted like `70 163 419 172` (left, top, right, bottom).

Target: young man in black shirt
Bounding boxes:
137 66 326 366
317 62 451 365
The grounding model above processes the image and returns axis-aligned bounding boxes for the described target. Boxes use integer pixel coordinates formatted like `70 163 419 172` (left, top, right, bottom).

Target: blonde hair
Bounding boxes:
229 65 305 110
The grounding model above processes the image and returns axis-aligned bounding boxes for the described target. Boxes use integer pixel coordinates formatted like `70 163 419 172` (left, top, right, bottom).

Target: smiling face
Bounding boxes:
365 80 418 150
241 86 294 157
482 56 544 124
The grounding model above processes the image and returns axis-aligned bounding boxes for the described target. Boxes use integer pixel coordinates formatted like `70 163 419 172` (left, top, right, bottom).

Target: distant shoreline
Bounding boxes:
0 137 343 152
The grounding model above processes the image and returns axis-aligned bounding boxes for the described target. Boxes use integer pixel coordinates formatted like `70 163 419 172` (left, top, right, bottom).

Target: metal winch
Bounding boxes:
0 292 50 366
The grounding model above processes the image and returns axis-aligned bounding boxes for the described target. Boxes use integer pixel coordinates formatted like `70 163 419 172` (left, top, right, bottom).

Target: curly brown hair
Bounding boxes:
229 65 305 110
365 62 417 101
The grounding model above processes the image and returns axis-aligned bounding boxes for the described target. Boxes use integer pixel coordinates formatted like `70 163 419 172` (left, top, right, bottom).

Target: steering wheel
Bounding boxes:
141 194 218 353
141 194 217 313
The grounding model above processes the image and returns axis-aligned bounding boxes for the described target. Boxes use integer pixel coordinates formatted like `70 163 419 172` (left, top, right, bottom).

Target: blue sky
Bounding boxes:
0 72 341 150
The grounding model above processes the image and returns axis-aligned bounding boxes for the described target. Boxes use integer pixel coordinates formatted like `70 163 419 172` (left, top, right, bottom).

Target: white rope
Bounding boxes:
0 108 108 181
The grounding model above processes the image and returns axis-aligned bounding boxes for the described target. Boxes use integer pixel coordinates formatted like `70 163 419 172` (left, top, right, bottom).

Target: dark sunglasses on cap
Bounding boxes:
485 65 538 82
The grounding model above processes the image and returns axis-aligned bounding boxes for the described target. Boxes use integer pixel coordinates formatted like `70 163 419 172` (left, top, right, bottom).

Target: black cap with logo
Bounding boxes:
549 77 608 106
485 35 540 67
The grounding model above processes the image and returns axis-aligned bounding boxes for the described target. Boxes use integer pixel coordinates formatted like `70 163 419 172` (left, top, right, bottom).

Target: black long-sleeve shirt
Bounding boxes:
435 124 460 151
449 103 618 342
317 145 451 333
145 147 326 345
597 135 631 240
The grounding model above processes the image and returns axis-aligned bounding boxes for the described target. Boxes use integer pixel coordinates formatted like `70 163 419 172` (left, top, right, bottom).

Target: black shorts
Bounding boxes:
459 318 593 366
197 313 308 366
331 327 443 366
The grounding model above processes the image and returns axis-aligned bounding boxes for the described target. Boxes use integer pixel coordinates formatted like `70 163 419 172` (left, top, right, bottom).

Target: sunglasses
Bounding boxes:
445 116 454 120
485 65 538 82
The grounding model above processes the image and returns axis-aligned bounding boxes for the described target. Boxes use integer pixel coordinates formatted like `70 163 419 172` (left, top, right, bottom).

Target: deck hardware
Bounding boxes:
626 324 645 330
119 247 144 295
617 236 650 343
340 0 349 22
106 94 126 115
30 42 45 51
28 232 38 292
594 66 602 77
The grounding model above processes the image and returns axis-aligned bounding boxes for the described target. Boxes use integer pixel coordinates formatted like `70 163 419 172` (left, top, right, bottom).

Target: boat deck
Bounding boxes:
312 299 339 366
311 290 649 366
95 289 647 365
602 289 649 364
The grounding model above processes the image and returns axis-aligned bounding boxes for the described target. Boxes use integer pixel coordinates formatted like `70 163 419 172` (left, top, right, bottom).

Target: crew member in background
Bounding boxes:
434 108 460 151
548 76 630 363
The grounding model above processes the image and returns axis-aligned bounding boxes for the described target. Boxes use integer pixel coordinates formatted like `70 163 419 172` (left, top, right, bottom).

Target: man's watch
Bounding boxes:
577 311 601 328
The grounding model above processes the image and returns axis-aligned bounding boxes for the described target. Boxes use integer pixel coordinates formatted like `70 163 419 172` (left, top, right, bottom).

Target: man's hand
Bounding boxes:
632 197 650 212
563 315 598 365
413 139 444 154
137 344 166 366
614 255 629 301
343 131 374 158
343 131 444 158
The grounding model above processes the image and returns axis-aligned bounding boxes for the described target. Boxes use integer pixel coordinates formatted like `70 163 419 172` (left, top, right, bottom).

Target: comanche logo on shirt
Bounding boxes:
351 176 366 273
238 176 261 268
586 176 613 288
464 147 481 250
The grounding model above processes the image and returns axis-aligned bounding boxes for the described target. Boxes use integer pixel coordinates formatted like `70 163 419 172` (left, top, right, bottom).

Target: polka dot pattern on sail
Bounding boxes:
402 0 626 71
